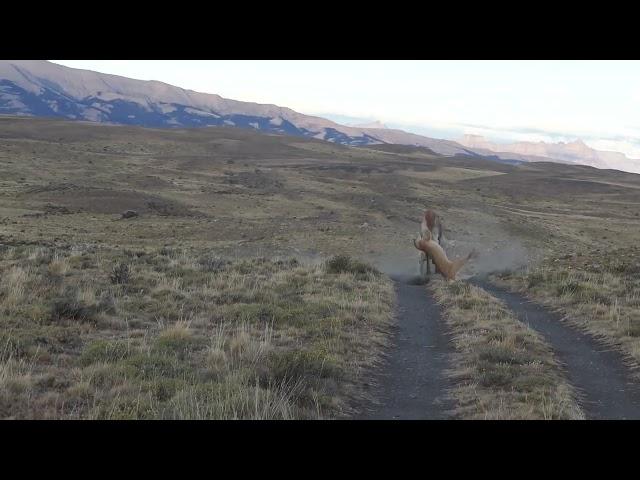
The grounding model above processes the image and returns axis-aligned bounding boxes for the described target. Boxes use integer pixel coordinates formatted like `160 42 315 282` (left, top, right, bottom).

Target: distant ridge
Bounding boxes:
1 60 638 173
0 60 469 156
459 134 640 173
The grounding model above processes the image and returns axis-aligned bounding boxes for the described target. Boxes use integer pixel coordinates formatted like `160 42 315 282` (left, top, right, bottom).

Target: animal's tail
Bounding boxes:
451 248 477 276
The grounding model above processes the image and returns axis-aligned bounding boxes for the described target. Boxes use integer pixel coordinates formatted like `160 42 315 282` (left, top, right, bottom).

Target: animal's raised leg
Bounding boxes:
419 251 428 279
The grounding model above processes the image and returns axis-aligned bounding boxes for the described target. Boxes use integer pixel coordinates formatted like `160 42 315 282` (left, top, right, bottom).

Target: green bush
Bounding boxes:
527 271 545 288
325 255 378 276
268 349 341 383
110 263 130 285
198 256 228 272
50 297 97 323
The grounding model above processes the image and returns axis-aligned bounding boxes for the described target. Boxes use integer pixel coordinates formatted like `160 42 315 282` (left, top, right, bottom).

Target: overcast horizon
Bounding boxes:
51 60 640 160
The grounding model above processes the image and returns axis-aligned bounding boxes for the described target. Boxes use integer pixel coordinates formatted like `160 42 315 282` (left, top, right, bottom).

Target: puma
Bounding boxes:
414 229 475 281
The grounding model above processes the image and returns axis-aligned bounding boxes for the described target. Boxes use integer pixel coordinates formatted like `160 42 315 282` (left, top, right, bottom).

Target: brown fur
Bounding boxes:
414 231 475 281
421 209 443 244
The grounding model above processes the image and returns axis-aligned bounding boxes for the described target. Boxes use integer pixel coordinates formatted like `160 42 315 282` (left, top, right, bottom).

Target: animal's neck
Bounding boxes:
425 212 438 232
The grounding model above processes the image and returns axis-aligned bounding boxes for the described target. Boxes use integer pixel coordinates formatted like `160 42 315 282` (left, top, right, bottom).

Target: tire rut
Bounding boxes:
357 275 454 419
470 277 640 419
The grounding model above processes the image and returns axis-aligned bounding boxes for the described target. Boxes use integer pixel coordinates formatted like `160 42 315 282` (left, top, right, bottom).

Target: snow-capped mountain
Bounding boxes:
0 60 471 156
2 60 638 174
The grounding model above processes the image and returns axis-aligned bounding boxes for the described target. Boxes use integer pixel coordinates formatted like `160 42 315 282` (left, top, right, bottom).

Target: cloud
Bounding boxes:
317 113 377 126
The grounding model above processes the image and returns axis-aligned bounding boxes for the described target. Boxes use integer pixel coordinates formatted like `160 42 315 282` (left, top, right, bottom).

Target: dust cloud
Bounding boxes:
471 240 530 275
371 217 536 282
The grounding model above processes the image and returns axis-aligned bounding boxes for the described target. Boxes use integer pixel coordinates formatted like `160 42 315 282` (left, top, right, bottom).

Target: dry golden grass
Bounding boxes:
1 266 30 308
47 255 69 277
0 244 394 419
494 247 640 371
2 116 640 419
430 279 584 420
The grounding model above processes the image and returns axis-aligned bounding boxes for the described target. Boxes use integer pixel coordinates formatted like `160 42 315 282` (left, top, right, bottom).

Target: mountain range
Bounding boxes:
1 60 638 173
0 60 472 156
459 134 640 173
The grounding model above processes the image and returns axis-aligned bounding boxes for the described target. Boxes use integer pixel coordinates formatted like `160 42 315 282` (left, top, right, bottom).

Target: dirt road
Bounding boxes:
357 275 454 419
471 278 640 419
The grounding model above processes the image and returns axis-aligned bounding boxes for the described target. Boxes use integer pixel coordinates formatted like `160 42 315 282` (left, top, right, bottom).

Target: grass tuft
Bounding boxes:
325 255 379 277
109 263 130 285
432 279 583 420
0 246 393 419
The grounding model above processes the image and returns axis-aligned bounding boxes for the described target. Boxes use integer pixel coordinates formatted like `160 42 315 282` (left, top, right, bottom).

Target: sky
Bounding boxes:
52 60 640 159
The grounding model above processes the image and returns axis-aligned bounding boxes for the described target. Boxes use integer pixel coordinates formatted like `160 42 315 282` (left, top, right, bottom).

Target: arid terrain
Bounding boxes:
1 116 640 419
